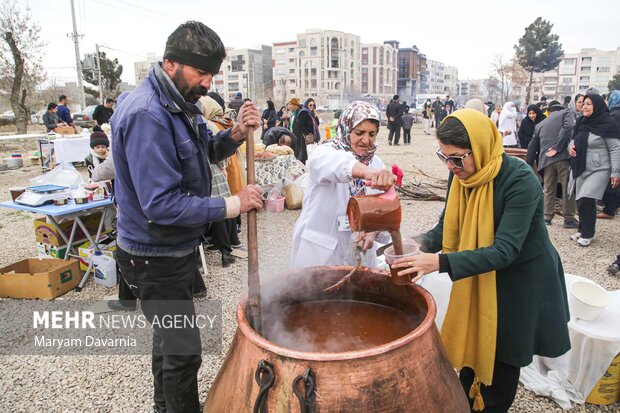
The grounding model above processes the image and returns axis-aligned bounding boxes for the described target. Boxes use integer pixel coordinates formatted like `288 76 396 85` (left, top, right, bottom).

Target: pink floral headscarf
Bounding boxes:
331 101 381 166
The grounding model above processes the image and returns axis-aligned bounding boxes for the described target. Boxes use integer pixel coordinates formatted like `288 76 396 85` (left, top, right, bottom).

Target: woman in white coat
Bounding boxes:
498 102 518 147
291 101 395 268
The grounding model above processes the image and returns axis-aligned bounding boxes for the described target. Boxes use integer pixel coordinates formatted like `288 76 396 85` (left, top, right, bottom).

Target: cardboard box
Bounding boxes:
34 212 104 247
36 242 69 259
55 126 75 135
0 258 80 299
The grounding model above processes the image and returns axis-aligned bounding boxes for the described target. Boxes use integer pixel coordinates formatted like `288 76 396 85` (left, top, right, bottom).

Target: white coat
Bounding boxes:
498 102 518 146
290 145 390 269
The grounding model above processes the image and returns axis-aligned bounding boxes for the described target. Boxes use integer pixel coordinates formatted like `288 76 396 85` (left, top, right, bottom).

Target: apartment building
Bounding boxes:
512 48 620 103
271 29 361 108
458 79 485 101
421 59 459 97
133 52 161 84
390 43 427 106
272 41 298 106
360 42 398 102
557 48 620 98
212 46 273 103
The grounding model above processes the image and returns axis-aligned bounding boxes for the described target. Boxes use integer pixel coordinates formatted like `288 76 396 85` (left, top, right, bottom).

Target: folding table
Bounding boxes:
0 198 114 291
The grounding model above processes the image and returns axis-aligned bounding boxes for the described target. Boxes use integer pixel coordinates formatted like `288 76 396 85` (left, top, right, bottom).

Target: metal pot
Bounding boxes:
204 266 469 412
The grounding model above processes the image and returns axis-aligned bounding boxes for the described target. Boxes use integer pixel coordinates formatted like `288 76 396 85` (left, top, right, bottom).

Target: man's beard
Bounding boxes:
172 67 208 103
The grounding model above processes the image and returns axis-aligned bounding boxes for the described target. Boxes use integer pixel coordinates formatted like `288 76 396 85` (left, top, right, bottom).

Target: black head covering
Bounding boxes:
517 104 544 148
207 92 226 112
571 94 620 179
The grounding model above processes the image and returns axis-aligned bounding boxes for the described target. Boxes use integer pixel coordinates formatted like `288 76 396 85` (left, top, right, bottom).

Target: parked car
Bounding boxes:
0 110 15 121
72 105 98 128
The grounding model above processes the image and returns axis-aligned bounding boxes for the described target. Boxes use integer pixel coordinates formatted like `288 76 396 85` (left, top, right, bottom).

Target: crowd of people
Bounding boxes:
63 19 619 413
463 94 620 256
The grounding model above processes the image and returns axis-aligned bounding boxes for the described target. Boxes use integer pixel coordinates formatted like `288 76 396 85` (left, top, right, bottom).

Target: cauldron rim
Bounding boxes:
237 265 437 361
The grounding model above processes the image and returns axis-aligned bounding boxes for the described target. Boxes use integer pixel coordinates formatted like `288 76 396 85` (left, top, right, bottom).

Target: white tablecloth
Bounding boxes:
418 271 620 410
53 136 91 163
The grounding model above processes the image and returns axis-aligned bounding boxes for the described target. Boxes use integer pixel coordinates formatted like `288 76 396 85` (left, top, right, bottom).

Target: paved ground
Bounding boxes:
0 123 618 412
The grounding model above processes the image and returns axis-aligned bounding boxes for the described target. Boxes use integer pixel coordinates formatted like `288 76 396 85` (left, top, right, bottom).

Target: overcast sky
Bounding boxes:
24 0 620 87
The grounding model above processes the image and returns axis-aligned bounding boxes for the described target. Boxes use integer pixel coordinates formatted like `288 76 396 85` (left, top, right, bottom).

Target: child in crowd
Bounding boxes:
85 131 109 178
401 108 414 145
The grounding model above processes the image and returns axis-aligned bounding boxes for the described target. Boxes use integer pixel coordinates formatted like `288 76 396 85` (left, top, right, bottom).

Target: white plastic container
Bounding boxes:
92 251 117 288
569 281 610 321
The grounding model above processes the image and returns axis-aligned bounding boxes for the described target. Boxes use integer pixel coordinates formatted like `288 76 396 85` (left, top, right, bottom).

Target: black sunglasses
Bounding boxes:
435 148 472 169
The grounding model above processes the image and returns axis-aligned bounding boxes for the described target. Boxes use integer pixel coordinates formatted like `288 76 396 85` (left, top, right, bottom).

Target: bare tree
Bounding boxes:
490 55 510 105
0 0 46 133
484 76 501 103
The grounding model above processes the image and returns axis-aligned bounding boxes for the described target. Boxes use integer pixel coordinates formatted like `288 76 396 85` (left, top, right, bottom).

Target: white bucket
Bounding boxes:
569 281 610 321
3 157 23 169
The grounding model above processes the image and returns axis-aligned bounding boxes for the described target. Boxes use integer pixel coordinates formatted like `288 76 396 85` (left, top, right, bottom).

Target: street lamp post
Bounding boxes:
95 43 105 103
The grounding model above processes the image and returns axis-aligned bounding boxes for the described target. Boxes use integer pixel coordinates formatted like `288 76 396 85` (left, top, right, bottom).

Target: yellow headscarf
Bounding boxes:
440 109 504 410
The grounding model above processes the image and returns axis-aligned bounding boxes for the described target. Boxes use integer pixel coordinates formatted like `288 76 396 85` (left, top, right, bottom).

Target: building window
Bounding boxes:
581 66 591 73
310 38 317 47
275 48 285 54
310 48 317 57
289 58 294 63
288 47 294 52
562 77 573 83
299 39 306 48
311 68 317 76
563 58 576 65
581 57 591 63
579 76 590 82
596 66 610 73
311 79 317 88
289 69 295 74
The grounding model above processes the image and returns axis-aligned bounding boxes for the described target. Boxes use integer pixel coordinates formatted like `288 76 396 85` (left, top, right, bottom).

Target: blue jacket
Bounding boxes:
111 67 242 255
57 104 72 124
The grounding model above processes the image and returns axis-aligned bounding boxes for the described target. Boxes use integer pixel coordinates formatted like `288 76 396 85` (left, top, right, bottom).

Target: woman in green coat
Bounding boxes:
393 109 571 412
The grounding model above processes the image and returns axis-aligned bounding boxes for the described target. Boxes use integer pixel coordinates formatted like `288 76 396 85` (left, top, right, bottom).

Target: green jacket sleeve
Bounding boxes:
446 167 541 281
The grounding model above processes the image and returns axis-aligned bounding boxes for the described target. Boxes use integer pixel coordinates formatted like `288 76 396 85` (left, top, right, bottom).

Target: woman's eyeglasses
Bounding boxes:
435 148 472 169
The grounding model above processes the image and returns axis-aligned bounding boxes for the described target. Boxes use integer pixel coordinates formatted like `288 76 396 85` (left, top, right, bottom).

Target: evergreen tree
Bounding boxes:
82 51 123 100
514 17 563 104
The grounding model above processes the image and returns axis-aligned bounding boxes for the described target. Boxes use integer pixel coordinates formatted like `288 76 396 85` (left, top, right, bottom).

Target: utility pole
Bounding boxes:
95 43 104 102
69 0 86 109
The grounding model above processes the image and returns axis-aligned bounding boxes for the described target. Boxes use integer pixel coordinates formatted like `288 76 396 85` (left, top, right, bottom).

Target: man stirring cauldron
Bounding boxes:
112 21 263 413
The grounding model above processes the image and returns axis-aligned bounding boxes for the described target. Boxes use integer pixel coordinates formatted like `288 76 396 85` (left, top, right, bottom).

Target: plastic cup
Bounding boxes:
384 240 420 285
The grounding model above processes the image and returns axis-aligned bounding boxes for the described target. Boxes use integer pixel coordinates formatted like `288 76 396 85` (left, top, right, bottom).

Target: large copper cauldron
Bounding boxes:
204 266 469 412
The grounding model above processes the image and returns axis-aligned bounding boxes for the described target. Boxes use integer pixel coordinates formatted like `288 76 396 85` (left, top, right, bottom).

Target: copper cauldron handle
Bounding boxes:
293 368 316 413
254 360 275 413
246 127 261 333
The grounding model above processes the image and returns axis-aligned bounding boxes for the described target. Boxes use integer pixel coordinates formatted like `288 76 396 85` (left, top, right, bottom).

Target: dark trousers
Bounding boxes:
577 197 597 238
388 124 401 144
403 128 411 144
116 247 202 413
459 361 520 413
117 265 135 302
206 219 234 252
117 254 206 302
